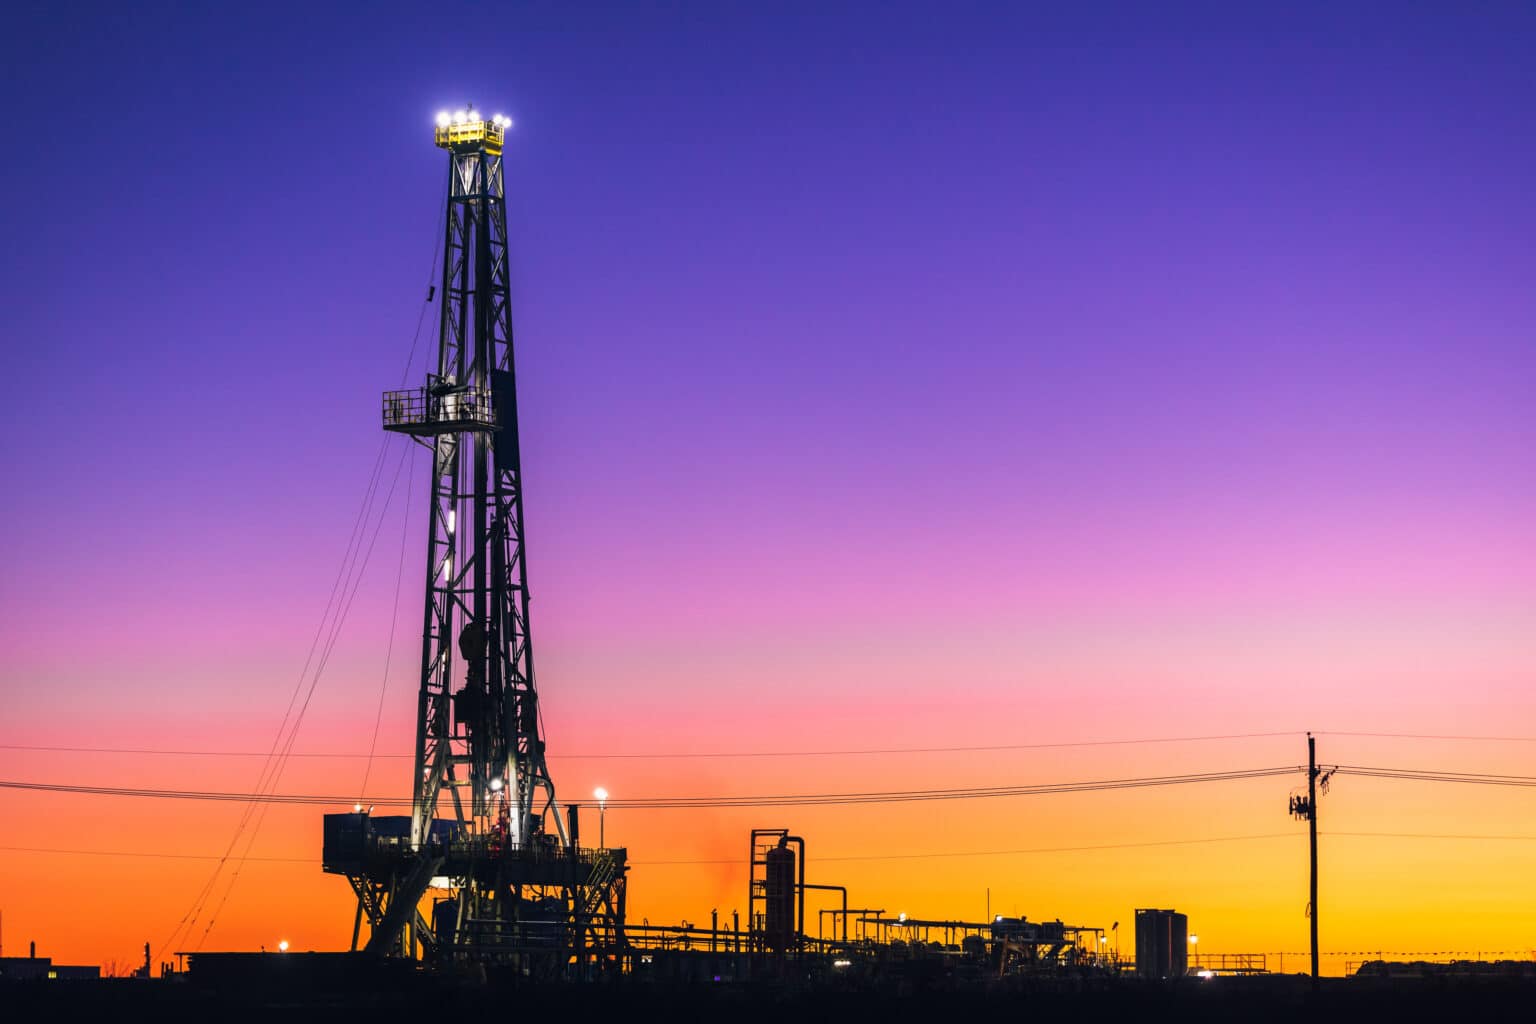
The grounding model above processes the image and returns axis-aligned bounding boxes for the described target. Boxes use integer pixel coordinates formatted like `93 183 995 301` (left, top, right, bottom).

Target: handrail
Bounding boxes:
382 385 496 431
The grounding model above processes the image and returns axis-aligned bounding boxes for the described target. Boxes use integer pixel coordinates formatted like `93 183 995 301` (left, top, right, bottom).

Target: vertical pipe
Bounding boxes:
471 153 491 817
788 835 806 949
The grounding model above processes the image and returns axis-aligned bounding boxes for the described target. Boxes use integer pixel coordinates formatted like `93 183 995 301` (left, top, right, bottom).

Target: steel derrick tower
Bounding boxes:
323 107 626 974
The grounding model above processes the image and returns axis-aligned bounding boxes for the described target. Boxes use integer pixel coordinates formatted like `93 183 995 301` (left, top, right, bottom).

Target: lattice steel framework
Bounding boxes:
325 109 626 974
411 117 554 853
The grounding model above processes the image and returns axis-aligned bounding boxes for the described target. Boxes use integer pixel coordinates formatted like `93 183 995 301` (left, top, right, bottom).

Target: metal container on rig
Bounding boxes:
1134 908 1188 978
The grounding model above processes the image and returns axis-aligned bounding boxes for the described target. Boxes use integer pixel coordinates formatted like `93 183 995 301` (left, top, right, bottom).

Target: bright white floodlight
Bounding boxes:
594 787 609 806
489 777 504 792
453 109 468 124
435 111 450 127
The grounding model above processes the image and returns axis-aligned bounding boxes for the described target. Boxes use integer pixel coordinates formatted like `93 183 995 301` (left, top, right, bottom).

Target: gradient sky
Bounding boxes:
1 1 1533 974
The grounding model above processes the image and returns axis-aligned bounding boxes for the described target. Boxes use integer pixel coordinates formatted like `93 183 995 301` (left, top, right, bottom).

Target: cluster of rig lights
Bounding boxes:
435 108 514 129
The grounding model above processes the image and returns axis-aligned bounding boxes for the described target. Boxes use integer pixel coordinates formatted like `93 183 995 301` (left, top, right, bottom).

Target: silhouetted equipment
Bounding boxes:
0 940 101 981
1134 909 1188 978
749 829 804 952
323 105 626 975
764 842 796 944
1290 732 1332 987
733 827 1113 981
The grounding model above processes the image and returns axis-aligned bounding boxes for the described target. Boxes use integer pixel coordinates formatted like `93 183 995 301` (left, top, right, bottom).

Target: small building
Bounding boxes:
0 956 101 981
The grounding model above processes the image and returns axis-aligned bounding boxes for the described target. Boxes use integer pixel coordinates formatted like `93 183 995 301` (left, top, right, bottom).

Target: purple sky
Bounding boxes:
3 0 1532 704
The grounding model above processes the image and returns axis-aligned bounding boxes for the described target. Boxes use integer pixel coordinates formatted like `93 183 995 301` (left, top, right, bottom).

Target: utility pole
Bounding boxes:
1308 732 1319 984
1289 732 1332 987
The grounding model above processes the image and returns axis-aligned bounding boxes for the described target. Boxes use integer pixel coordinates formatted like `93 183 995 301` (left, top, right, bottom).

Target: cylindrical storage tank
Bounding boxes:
764 841 797 950
1135 908 1169 978
1134 908 1189 978
1170 912 1189 977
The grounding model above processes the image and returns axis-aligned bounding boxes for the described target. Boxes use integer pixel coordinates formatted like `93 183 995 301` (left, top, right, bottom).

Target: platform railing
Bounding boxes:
382 385 495 433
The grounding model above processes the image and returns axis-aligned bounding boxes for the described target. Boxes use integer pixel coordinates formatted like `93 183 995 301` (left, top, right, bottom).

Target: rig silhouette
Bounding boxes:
322 105 626 973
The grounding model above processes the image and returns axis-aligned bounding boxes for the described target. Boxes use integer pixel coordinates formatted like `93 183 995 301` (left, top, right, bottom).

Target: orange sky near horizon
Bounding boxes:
3 610 1533 976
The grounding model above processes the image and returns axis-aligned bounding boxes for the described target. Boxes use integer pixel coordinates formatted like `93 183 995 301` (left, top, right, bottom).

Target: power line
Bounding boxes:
638 830 1536 866
0 845 309 863
0 766 1301 811
1325 831 1536 841
8 763 1534 812
639 834 1299 865
173 204 445 954
1319 731 1536 743
0 744 410 758
359 451 414 804
609 768 1302 808
10 732 1533 763
0 730 1305 761
1334 766 1536 787
155 434 396 961
195 440 413 950
14 729 1535 764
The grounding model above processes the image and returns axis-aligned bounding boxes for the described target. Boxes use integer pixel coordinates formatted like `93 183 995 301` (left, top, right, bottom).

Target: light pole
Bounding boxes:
593 787 609 848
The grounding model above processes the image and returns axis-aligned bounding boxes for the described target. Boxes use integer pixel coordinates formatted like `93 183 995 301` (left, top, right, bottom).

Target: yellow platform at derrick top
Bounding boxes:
435 118 505 154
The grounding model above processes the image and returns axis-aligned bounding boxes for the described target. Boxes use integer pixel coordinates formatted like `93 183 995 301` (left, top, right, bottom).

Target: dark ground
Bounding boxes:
4 973 1534 1024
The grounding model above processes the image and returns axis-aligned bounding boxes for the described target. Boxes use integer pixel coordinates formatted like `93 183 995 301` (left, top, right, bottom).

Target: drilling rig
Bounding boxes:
322 106 627 976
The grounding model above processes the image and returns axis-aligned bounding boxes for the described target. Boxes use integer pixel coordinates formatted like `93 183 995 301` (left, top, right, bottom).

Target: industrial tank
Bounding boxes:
1134 908 1189 978
763 840 797 950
